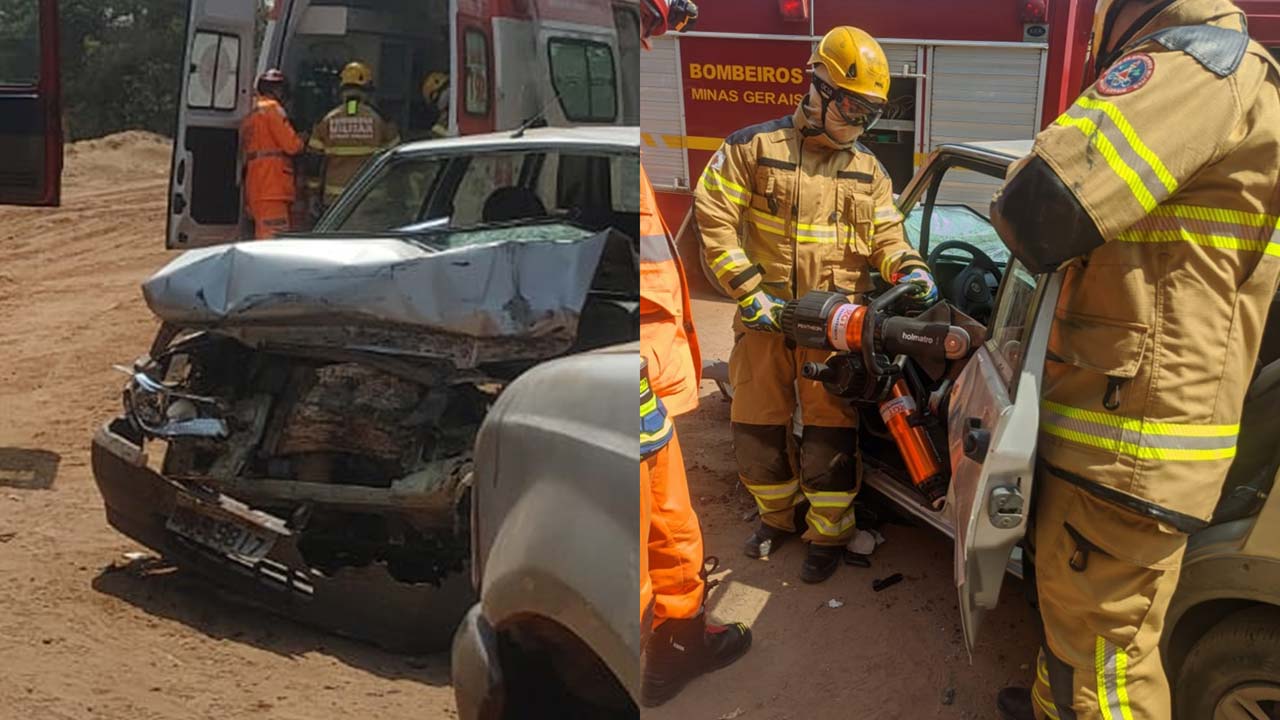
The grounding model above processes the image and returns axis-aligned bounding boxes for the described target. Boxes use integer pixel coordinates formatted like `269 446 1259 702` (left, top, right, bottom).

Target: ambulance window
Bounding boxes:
548 39 617 122
187 31 240 111
463 29 490 116
0 0 39 85
612 5 641 123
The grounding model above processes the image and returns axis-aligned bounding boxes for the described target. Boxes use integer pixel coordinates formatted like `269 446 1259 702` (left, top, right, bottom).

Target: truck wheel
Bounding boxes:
1174 605 1280 720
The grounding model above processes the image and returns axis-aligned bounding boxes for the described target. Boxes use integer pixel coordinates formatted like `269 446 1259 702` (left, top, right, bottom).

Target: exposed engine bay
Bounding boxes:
91 224 637 650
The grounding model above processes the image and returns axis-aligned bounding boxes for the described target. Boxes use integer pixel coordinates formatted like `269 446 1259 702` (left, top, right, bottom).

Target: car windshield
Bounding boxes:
903 204 1009 263
327 147 640 237
417 221 598 251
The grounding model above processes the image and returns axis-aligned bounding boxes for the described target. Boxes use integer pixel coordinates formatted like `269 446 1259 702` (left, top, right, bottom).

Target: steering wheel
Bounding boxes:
926 240 1003 321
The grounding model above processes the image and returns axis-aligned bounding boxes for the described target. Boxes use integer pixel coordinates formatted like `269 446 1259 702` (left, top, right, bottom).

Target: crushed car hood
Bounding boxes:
142 229 611 367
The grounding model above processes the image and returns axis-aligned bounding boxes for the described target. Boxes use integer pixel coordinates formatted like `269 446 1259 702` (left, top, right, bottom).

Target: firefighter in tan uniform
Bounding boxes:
695 27 938 584
305 61 400 212
989 1 1280 717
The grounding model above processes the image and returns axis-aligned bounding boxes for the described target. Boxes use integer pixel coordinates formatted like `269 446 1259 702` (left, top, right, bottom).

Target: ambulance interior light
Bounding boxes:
778 0 810 22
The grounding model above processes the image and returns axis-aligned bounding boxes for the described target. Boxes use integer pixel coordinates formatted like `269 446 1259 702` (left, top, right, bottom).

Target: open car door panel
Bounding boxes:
0 0 62 207
945 265 1061 654
168 0 256 249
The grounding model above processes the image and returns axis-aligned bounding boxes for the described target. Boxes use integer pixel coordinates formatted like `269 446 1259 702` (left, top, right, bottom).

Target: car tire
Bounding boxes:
1174 605 1280 720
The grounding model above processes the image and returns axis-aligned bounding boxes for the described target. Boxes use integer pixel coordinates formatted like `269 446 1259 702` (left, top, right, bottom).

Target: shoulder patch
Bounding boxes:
725 115 794 146
1149 24 1248 78
1097 53 1155 96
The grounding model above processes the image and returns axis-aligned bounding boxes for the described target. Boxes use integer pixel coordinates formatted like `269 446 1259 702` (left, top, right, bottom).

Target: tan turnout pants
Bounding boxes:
1030 473 1187 719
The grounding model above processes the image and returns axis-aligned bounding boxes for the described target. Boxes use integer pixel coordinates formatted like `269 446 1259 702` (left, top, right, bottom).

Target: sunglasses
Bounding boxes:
812 74 885 129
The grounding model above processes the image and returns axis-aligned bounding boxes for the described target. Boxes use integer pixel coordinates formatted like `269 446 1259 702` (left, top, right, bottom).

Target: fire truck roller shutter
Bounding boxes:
640 34 686 190
927 45 1047 211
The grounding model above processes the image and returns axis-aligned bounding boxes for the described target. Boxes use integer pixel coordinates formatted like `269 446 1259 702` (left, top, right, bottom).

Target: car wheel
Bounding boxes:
1174 605 1280 720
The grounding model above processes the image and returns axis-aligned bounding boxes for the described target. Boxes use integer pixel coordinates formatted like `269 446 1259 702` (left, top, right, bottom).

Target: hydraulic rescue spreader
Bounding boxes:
780 285 980 510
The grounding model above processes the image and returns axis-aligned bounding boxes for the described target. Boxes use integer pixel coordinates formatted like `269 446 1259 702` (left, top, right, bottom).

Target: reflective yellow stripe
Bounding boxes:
325 145 380 156
1042 400 1238 462
1043 400 1238 437
749 208 787 236
1075 96 1177 193
1096 637 1114 720
1118 203 1280 255
794 221 837 244
324 184 347 197
806 507 857 537
880 249 914 279
702 169 750 207
1115 647 1134 720
744 479 800 500
803 490 857 509
1055 114 1159 211
1151 203 1277 228
711 248 751 278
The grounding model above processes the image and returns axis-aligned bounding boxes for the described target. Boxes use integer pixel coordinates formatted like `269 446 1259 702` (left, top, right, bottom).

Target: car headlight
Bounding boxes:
123 371 229 439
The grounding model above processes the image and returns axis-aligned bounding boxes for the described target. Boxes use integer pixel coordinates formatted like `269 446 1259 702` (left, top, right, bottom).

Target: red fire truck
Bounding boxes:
643 0 1280 229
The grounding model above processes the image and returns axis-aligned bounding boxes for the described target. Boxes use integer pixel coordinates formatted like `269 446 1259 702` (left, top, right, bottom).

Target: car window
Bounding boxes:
903 204 1009 263
330 149 638 233
337 159 445 233
985 260 1040 391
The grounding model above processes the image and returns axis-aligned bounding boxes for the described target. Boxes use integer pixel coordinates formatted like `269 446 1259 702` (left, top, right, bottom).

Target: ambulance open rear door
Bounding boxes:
167 0 257 248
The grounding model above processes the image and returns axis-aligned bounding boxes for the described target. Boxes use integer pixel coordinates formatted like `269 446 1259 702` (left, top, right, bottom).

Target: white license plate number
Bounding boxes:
166 495 276 562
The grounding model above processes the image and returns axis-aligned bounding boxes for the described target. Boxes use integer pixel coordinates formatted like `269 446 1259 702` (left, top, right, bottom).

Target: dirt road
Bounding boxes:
0 133 457 720
648 296 1043 720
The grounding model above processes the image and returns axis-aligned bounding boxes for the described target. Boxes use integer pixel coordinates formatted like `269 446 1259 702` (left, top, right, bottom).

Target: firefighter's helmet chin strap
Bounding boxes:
1095 0 1179 74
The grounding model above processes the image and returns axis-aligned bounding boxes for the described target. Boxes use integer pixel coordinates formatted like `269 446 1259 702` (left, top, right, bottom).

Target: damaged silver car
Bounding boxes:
92 128 640 651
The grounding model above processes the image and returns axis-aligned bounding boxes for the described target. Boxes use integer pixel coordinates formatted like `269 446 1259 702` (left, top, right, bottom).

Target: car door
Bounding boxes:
167 0 257 249
946 253 1060 655
0 0 62 207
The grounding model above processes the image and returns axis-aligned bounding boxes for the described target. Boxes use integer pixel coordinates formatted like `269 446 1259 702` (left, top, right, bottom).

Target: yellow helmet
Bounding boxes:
340 61 373 89
808 26 890 103
422 72 449 102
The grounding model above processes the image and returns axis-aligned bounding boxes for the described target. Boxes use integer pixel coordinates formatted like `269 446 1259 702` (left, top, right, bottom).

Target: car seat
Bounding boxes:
482 187 547 223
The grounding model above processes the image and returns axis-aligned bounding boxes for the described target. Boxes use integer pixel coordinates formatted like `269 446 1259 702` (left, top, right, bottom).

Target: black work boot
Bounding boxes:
996 687 1035 720
800 543 842 583
743 522 792 559
641 612 752 707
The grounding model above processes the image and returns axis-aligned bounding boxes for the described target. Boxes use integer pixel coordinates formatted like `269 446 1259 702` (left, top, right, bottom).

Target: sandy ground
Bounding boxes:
648 295 1043 720
0 133 457 720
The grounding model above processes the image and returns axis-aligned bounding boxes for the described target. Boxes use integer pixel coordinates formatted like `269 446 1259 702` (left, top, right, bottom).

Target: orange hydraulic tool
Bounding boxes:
780 286 971 509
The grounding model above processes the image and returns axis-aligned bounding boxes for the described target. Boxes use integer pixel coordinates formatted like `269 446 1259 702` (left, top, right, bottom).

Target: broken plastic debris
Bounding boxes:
826 598 844 609
847 528 885 556
122 551 150 562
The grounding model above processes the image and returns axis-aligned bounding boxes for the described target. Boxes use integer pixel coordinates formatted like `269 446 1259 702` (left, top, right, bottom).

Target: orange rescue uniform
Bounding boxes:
640 163 705 630
240 96 303 239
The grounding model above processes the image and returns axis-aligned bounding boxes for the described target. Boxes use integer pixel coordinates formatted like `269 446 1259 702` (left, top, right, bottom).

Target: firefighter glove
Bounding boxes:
738 289 785 333
894 267 938 308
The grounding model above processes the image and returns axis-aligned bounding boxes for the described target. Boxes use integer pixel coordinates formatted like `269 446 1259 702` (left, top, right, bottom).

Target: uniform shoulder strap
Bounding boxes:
1134 24 1249 77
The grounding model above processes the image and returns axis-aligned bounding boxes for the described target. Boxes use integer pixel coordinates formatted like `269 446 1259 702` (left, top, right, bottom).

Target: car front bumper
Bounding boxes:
90 416 474 651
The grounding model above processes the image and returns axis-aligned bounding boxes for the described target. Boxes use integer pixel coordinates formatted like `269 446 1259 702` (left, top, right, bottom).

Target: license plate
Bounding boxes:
166 494 277 562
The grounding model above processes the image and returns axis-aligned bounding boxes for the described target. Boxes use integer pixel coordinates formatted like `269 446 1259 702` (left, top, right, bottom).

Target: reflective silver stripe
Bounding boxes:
640 233 673 263
711 248 750 277
1062 100 1174 210
246 150 286 161
806 506 857 537
1096 637 1132 720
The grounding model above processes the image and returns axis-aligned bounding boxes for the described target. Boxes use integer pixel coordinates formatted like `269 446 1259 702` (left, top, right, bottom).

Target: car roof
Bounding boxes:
390 125 640 158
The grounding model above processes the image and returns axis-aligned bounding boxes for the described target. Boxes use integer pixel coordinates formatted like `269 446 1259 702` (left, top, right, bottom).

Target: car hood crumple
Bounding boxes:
141 230 610 367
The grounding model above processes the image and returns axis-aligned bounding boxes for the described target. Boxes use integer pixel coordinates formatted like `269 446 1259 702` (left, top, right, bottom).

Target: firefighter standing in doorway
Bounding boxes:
694 26 938 584
240 69 304 239
989 0 1280 717
639 0 752 708
304 61 400 214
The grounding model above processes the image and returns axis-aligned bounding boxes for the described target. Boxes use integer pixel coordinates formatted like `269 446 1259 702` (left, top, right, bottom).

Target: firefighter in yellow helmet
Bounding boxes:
989 0 1280 718
422 71 449 138
304 61 400 212
695 26 937 584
